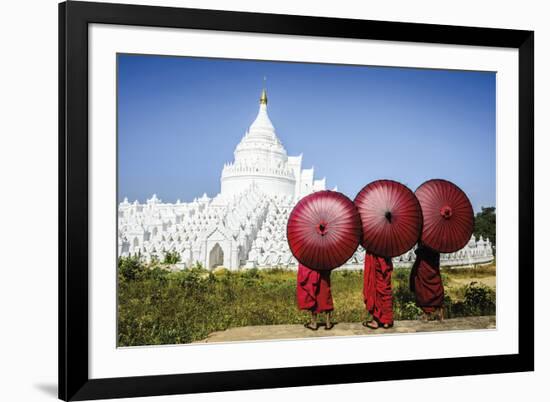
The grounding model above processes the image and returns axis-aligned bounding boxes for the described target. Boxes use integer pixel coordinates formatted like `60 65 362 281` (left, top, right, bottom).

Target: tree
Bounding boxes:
474 206 496 249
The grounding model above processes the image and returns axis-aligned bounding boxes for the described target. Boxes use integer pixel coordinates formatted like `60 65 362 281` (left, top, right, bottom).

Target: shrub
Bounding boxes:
392 267 410 283
163 250 181 264
399 301 423 320
463 282 496 316
118 255 146 281
238 268 260 287
440 272 449 287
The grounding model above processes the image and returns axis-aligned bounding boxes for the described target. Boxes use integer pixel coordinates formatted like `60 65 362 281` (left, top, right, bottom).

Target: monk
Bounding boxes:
297 263 334 330
362 252 394 329
409 244 444 320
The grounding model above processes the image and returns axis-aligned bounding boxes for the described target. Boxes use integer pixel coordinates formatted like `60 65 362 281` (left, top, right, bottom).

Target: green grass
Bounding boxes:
441 263 496 279
117 257 496 346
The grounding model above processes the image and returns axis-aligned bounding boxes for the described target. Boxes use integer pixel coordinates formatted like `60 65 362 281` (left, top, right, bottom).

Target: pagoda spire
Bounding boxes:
260 76 268 105
260 88 268 105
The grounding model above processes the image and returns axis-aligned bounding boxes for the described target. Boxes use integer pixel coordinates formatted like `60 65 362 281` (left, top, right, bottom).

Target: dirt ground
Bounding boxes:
448 276 496 288
196 316 496 343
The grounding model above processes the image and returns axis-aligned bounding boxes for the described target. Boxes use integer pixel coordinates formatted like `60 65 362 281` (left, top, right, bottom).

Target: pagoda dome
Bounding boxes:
221 89 296 199
233 89 288 165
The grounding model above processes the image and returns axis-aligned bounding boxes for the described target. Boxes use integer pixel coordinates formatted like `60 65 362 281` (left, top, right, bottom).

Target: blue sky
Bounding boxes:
118 54 496 212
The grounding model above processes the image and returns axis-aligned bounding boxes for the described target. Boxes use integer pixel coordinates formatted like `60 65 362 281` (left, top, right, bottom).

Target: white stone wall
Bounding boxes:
118 185 297 270
118 188 494 270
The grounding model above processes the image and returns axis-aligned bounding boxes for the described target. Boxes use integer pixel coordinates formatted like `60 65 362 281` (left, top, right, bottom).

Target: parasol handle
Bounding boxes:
440 205 453 219
384 211 392 223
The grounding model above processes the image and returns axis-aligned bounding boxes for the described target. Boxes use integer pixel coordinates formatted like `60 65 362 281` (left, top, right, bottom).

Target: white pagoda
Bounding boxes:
118 89 328 269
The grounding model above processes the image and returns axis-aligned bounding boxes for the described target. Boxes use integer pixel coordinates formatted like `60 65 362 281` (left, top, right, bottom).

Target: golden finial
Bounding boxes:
260 89 268 105
260 76 268 105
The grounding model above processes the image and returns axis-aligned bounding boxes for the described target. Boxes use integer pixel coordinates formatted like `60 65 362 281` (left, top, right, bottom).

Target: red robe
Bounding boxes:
410 246 443 313
297 264 334 313
363 253 394 325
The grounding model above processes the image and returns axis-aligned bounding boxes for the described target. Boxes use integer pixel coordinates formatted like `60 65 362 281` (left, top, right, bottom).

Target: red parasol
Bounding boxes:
415 179 474 253
287 190 362 271
354 180 423 258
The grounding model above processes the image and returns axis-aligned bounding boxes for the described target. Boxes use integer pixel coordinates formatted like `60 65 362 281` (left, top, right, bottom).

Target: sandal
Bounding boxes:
362 320 379 329
325 322 334 330
304 322 318 331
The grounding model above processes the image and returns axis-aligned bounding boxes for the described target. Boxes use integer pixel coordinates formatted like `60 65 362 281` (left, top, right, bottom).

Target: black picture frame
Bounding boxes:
59 1 534 400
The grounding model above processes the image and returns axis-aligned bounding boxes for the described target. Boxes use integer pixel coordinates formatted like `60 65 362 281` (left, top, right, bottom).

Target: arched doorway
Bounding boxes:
209 243 224 269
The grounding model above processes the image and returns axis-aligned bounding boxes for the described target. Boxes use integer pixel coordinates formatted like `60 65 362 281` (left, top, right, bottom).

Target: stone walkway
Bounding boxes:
196 316 496 343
